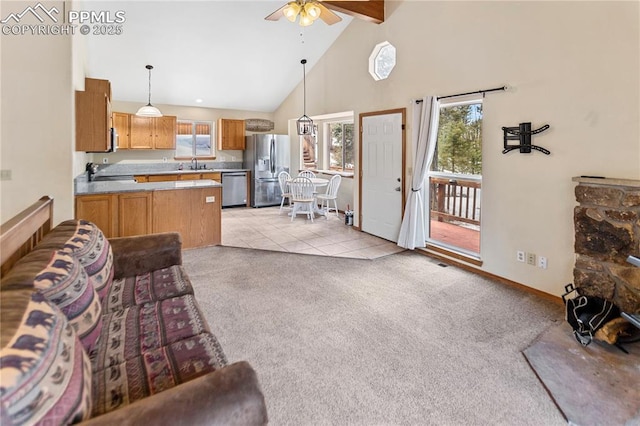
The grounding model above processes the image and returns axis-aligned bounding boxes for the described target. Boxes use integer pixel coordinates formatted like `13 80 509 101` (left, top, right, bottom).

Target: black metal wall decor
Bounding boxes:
502 122 550 155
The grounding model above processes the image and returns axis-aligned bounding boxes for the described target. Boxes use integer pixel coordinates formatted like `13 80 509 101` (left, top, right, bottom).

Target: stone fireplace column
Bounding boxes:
573 177 640 314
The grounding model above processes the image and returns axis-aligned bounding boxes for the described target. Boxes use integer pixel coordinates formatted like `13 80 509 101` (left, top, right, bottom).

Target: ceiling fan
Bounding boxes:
265 0 342 26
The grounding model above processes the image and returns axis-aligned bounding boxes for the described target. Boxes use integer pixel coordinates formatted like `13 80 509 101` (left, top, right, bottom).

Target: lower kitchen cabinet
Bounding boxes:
75 194 118 238
152 187 221 248
134 172 221 183
147 174 180 182
75 187 221 248
200 172 222 183
118 192 152 237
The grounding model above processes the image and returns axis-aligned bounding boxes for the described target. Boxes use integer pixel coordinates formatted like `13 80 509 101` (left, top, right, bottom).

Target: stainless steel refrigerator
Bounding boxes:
244 134 290 207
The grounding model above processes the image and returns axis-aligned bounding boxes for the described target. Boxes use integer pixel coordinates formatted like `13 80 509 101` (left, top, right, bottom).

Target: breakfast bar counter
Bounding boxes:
74 178 222 248
74 178 221 196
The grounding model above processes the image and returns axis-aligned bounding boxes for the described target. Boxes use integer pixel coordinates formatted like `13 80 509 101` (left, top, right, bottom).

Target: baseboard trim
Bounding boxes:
416 248 563 306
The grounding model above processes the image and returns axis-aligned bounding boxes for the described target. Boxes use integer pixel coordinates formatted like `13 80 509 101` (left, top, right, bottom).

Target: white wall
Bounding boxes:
1 1 77 225
273 1 640 296
96 100 274 167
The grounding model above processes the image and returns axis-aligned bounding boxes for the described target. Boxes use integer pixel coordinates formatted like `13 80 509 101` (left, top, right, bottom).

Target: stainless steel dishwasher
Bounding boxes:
222 172 248 207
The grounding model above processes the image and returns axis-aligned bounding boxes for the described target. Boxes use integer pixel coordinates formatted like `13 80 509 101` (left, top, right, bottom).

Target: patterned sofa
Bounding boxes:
0 198 267 425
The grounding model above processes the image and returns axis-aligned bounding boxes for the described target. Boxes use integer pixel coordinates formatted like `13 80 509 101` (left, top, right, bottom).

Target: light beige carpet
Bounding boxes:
183 246 565 425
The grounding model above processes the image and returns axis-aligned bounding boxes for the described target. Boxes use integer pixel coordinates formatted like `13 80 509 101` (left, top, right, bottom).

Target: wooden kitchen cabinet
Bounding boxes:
118 192 152 237
147 174 180 182
75 194 118 238
129 115 154 149
135 172 221 183
154 116 177 149
76 78 112 152
153 187 221 248
112 112 131 149
200 172 221 182
217 118 245 150
76 187 221 247
129 115 177 149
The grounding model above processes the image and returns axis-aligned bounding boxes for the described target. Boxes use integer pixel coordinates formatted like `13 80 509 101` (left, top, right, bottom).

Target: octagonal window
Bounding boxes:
368 41 396 81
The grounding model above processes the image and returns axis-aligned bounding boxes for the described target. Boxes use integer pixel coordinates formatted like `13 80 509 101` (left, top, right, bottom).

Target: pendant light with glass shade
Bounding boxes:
296 59 313 136
136 65 163 117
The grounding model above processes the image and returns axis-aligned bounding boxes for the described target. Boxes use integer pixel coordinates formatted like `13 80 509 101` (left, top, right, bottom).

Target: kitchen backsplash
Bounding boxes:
78 161 244 178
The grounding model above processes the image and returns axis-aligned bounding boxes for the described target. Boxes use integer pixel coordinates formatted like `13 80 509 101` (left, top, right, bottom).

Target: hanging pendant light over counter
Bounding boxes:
296 59 313 136
136 65 163 117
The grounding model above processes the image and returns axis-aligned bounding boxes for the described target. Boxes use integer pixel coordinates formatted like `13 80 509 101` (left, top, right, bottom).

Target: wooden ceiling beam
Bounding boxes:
323 1 384 24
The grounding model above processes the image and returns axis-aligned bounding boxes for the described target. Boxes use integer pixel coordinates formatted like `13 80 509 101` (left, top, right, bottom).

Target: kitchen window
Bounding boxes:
175 120 214 159
328 122 354 171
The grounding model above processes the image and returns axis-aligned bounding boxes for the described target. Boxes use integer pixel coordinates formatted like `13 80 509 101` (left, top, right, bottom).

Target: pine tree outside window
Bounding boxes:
329 122 354 171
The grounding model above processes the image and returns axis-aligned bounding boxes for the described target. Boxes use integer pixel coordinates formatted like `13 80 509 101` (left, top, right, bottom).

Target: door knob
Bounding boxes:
395 187 401 192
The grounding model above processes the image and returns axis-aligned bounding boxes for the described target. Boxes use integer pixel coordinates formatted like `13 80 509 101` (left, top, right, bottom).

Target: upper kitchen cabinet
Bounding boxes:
129 115 177 150
75 78 112 152
154 116 177 149
217 118 245 150
112 112 130 149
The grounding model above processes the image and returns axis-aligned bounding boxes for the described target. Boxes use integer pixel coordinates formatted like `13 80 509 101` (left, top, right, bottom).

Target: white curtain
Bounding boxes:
397 96 439 249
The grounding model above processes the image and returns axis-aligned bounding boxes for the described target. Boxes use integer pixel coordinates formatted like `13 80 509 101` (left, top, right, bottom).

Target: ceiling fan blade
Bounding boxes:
316 2 342 25
265 4 287 21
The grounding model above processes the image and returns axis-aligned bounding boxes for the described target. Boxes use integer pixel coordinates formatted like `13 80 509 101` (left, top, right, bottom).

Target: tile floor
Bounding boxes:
222 206 405 259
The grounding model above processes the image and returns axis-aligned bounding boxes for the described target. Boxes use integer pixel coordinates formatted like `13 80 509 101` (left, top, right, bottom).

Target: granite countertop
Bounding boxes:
96 168 249 177
75 179 222 195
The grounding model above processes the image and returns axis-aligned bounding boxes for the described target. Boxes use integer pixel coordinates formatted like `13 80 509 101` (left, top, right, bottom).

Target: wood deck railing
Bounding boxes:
429 175 481 226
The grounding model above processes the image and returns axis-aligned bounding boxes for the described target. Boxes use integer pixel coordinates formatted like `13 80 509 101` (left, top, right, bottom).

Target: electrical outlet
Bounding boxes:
205 196 215 203
102 158 108 164
231 156 236 161
526 252 536 265
163 157 168 163
516 251 525 262
538 256 548 269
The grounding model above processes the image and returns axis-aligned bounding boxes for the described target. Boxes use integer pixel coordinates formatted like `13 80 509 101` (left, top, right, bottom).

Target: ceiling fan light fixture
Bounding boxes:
283 1 301 22
304 2 321 20
136 65 163 118
299 10 314 27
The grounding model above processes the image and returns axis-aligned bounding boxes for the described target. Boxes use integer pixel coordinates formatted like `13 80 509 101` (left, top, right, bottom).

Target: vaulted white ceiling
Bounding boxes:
84 1 352 112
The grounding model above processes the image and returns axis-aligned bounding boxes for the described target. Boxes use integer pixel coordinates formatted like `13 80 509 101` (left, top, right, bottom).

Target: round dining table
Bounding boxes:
288 177 329 217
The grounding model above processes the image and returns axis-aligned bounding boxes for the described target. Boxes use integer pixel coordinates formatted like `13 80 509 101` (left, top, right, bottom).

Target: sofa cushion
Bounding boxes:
33 250 103 353
0 289 93 425
91 295 211 372
101 265 194 313
37 220 114 301
91 333 227 416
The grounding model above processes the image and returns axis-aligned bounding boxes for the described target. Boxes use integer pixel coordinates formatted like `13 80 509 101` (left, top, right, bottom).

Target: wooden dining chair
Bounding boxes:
316 174 341 218
289 177 315 222
278 171 292 214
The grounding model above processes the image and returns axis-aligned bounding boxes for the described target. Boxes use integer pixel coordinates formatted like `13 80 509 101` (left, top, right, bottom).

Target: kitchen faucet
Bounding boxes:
191 157 198 170
85 162 98 181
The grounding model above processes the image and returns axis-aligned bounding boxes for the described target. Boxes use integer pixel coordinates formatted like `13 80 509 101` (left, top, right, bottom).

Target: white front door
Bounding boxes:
360 110 405 242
